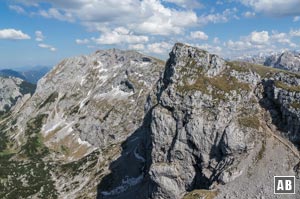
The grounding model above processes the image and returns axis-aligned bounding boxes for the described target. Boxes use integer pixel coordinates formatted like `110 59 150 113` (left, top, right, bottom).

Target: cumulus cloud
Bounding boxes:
75 38 90 44
293 16 300 22
147 42 172 54
37 8 74 22
9 5 26 14
129 44 145 51
135 0 197 35
15 0 198 36
0 29 30 40
190 31 208 40
248 31 269 44
223 29 299 58
290 29 300 37
240 0 300 16
35 30 44 42
213 37 220 44
38 43 56 51
226 40 252 50
243 11 256 18
163 0 203 9
194 43 222 54
198 8 238 25
93 27 149 45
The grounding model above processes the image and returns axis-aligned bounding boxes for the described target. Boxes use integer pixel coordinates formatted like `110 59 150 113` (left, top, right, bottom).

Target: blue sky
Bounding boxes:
1 0 300 68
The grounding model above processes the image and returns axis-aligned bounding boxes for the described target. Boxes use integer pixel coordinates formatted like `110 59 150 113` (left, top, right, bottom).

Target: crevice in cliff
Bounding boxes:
258 79 300 148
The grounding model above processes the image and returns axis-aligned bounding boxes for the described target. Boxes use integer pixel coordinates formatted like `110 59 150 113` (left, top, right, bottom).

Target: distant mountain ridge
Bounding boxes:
0 76 36 114
0 69 26 80
1 44 300 199
236 50 300 72
0 66 51 84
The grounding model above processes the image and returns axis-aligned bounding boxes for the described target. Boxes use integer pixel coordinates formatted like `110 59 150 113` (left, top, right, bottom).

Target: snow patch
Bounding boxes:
93 60 103 69
42 112 65 136
80 75 87 86
79 90 92 109
113 64 123 68
43 121 63 136
134 147 145 162
94 86 133 99
77 137 92 147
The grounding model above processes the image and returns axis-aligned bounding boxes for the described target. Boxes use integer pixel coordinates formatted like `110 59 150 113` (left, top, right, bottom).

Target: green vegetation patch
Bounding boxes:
39 92 59 109
178 74 250 101
60 150 100 176
183 189 218 199
21 114 49 159
291 102 300 109
226 61 296 78
274 81 300 92
0 154 58 199
19 81 36 95
238 116 260 130
0 113 58 198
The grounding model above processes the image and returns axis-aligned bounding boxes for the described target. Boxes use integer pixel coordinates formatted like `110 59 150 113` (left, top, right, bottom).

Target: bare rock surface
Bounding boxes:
1 44 300 199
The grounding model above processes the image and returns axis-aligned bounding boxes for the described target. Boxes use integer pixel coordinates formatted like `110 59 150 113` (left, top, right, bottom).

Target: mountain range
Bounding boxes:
236 50 300 73
0 66 51 84
0 43 300 199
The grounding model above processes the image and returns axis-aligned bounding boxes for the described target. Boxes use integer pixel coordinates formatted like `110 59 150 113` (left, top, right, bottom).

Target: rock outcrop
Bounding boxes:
98 44 300 199
0 49 164 198
1 44 300 199
237 51 300 73
0 76 35 114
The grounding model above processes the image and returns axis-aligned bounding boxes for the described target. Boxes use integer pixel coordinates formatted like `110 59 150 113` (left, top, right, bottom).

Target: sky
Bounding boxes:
1 0 300 68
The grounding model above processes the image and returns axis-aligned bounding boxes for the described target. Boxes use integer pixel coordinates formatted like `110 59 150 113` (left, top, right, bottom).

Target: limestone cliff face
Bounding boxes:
264 51 300 72
238 51 300 73
144 44 300 199
0 49 164 199
143 44 260 199
0 76 35 114
1 44 300 199
98 44 300 199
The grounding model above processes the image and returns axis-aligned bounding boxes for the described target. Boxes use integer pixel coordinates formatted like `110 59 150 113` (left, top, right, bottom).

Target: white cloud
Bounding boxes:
75 38 90 44
223 29 300 58
248 31 269 44
293 16 300 22
240 0 300 16
93 27 149 45
136 0 197 35
213 37 220 44
129 44 145 50
15 0 198 36
38 43 57 51
9 5 26 14
147 42 172 54
290 29 300 37
216 1 224 5
198 8 238 25
163 0 203 9
0 29 30 40
35 30 44 42
243 11 256 18
194 43 222 54
38 8 74 22
271 32 291 44
190 31 208 40
226 40 252 50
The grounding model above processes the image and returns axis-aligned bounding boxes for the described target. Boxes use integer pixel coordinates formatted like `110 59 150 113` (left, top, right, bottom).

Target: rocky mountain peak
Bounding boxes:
1 44 300 199
0 76 35 114
167 43 226 79
237 50 300 73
